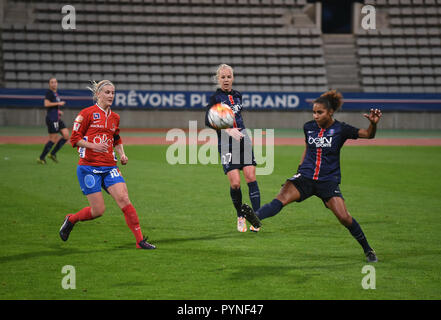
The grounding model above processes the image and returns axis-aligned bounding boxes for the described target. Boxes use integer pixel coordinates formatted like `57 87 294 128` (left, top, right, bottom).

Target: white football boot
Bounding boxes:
237 217 247 232
249 225 260 232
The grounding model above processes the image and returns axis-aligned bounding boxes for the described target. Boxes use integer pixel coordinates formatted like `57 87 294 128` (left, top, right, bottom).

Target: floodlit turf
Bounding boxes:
0 144 440 300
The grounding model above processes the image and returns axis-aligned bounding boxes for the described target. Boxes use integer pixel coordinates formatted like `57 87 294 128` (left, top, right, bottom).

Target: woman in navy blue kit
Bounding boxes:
205 64 261 233
37 77 69 164
242 89 382 262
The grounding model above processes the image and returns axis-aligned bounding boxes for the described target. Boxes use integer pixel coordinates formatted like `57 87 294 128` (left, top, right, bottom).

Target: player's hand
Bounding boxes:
363 108 382 124
91 143 108 153
120 155 128 165
59 101 66 106
225 128 244 141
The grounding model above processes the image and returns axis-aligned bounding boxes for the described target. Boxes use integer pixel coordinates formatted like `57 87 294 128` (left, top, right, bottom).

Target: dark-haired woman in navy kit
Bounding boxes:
242 89 382 263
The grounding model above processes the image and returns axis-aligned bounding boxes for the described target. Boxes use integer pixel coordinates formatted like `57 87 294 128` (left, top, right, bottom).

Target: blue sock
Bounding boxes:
256 199 283 220
230 187 242 217
247 181 261 212
346 218 372 253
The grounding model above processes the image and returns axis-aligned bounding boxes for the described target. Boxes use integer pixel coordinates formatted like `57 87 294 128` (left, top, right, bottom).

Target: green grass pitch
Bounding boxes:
0 144 440 300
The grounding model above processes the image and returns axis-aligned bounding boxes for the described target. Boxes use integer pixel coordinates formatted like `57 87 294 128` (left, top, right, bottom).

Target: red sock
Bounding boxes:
67 207 93 224
122 204 143 243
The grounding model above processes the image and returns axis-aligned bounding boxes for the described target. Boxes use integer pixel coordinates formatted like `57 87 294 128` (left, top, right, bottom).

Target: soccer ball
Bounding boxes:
207 103 235 129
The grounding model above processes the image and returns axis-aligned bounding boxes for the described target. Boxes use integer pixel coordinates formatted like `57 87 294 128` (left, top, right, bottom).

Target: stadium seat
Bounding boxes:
1 0 439 92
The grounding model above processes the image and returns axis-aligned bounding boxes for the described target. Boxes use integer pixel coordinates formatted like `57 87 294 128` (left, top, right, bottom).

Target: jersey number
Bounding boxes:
222 152 232 165
110 168 120 178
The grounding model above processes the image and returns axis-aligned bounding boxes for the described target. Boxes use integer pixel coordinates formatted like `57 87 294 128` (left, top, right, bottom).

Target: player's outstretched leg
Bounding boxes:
241 204 262 229
345 218 377 263
136 236 156 250
59 215 75 241
59 207 95 241
365 250 378 263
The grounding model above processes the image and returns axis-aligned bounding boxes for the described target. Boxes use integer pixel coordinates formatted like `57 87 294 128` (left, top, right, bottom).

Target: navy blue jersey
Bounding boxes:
298 120 359 183
205 89 250 153
45 89 61 121
205 88 245 130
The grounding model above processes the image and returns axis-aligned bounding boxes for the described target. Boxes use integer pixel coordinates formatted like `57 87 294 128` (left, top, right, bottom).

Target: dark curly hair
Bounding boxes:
313 89 343 112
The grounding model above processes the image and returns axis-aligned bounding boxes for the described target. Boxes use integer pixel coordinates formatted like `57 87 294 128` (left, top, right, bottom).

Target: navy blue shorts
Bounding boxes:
46 117 66 134
287 173 344 207
219 131 256 174
77 165 125 195
220 146 256 174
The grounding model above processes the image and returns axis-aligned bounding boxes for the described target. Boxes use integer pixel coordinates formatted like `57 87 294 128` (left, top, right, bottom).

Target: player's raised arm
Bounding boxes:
358 108 382 139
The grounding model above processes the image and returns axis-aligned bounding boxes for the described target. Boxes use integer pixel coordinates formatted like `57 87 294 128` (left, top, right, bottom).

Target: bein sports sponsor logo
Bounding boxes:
308 136 333 148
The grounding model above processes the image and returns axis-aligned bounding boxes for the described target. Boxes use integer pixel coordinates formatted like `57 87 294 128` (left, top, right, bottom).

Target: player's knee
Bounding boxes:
230 182 241 190
243 171 256 183
116 195 131 208
338 214 352 227
91 205 105 217
244 176 256 184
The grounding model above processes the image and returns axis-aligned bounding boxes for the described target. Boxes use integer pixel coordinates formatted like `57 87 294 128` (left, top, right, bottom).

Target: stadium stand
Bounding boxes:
1 0 326 92
0 0 440 93
357 0 441 93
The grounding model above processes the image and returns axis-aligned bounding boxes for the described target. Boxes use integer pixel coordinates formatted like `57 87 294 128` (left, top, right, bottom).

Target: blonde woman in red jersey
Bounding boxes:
59 80 155 249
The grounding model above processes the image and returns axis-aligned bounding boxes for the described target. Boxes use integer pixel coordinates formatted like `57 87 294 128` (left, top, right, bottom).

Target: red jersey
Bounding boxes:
70 104 123 166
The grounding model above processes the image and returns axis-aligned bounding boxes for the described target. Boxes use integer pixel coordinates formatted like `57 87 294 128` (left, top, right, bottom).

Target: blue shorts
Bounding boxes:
77 165 125 195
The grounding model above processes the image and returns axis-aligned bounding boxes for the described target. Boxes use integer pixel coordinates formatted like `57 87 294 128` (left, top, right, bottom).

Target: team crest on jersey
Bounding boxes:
93 113 100 120
231 104 243 114
328 129 335 136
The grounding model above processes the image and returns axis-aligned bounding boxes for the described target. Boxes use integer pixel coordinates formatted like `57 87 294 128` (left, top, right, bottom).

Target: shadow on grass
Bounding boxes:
145 231 234 245
227 259 362 282
0 246 82 264
0 231 238 263
0 243 131 264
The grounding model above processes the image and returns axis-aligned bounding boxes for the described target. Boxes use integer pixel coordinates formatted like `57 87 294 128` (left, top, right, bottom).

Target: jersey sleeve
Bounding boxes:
237 91 243 103
44 90 53 101
113 116 122 146
303 123 308 142
341 122 360 140
70 109 90 147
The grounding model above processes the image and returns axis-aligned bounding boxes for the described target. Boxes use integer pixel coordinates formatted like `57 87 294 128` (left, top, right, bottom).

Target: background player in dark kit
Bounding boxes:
242 90 382 262
205 64 261 232
37 77 69 164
